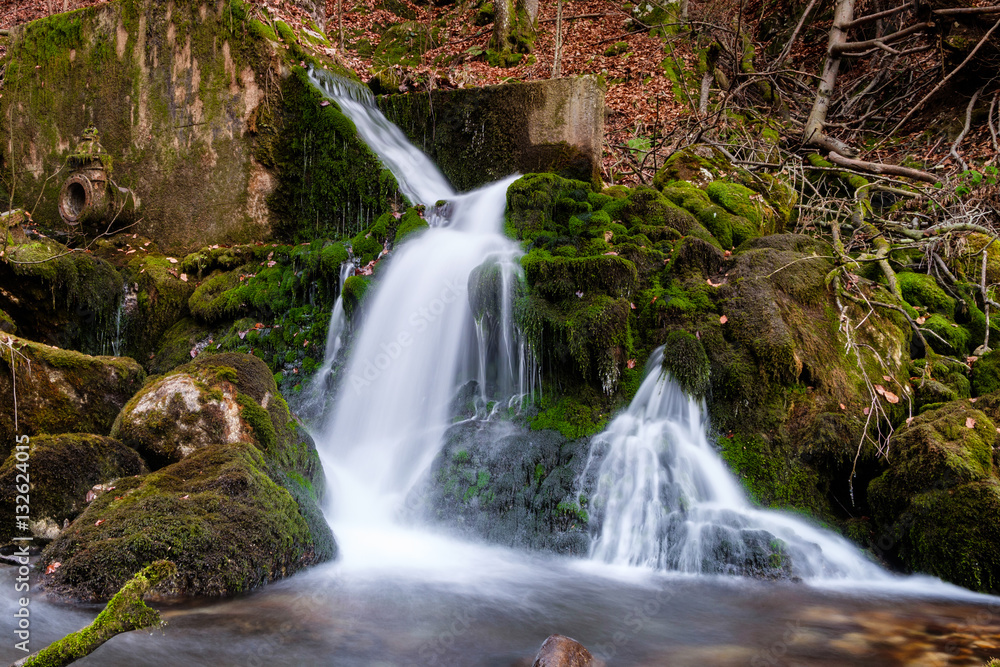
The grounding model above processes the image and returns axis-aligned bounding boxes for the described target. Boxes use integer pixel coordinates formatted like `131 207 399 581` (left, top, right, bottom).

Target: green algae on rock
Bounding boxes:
0 433 146 544
0 333 146 459
40 441 333 600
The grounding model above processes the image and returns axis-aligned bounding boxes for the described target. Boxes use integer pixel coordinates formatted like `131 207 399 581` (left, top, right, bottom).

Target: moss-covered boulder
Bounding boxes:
0 333 146 459
0 434 146 543
40 441 334 600
112 354 323 492
868 402 1000 591
973 348 1000 397
0 227 121 354
652 144 796 229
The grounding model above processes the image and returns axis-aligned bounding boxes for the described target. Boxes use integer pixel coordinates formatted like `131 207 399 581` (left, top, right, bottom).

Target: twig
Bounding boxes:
773 0 821 69
950 87 983 172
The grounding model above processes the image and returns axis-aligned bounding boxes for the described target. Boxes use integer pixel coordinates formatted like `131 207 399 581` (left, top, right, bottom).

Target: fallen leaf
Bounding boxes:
190 348 197 358
723 250 732 257
85 490 97 502
630 302 636 310
166 257 178 264
180 495 189 500
320 100 331 106
650 296 658 304
906 416 915 426
883 375 891 382
95 519 105 526
575 290 584 298
874 384 886 396
45 562 61 575
967 417 977 429
603 251 618 256
180 273 188 282
604 230 613 242
627 359 636 369
970 397 978 403
839 403 846 410
916 316 926 325
719 315 728 324
884 391 899 404
238 330 248 340
863 407 870 415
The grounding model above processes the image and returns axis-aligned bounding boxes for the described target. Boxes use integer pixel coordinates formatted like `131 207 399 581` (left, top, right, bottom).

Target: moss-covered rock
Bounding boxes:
40 441 334 600
0 434 146 544
973 348 1000 396
897 271 956 316
868 402 1000 591
661 330 710 397
0 229 121 354
0 334 145 459
112 353 323 492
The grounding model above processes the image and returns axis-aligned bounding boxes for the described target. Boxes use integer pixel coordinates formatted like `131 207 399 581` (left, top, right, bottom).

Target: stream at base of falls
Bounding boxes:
3 551 998 666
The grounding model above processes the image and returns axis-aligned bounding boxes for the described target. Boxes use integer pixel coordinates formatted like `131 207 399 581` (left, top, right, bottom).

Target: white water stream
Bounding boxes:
308 69 984 600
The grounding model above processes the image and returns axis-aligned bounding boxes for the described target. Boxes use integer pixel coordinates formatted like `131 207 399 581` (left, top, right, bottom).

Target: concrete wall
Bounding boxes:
377 76 606 191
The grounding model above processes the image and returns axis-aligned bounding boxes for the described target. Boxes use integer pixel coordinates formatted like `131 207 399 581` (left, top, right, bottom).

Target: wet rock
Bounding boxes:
40 441 335 600
0 434 146 544
0 333 146 460
532 634 594 667
868 400 1000 591
419 419 592 555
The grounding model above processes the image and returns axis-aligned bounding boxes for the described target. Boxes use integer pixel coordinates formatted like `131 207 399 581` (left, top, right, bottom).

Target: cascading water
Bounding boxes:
310 71 536 564
584 347 887 580
300 259 356 418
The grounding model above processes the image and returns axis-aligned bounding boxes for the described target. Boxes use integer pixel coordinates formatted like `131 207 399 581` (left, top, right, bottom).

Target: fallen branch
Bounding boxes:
827 151 939 183
950 87 983 172
11 560 176 667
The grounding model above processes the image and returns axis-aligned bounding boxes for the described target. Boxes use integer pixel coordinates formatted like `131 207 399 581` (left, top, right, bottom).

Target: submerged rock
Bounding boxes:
532 634 595 667
0 333 146 460
0 434 146 544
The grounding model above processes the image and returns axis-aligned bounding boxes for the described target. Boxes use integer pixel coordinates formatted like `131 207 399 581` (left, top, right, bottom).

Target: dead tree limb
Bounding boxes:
827 151 939 183
11 561 176 667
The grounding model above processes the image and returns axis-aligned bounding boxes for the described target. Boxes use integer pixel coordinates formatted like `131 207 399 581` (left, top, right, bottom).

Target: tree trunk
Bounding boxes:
492 0 514 51
552 0 563 78
803 0 856 155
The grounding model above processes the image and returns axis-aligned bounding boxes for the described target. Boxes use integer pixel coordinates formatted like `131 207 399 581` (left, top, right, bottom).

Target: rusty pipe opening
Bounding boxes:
58 173 96 226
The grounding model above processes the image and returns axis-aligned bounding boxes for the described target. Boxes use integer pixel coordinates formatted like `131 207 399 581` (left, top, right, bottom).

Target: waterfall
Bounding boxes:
583 347 887 580
310 72 535 557
301 259 356 418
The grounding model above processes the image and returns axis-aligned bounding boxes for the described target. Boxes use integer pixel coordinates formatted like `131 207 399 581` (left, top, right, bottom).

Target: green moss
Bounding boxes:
661 330 710 397
897 272 955 316
530 394 607 439
267 68 402 242
973 348 1000 396
342 275 371 320
720 433 824 512
922 313 971 355
394 208 429 244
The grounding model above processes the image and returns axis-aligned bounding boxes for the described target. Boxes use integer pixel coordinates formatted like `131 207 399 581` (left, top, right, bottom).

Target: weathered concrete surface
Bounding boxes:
0 0 398 252
377 76 606 191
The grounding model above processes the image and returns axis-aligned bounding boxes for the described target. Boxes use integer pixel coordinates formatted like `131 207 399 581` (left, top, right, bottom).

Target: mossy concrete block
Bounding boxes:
40 441 335 600
868 402 1000 591
0 433 146 543
2 0 398 252
0 333 146 459
378 76 606 190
